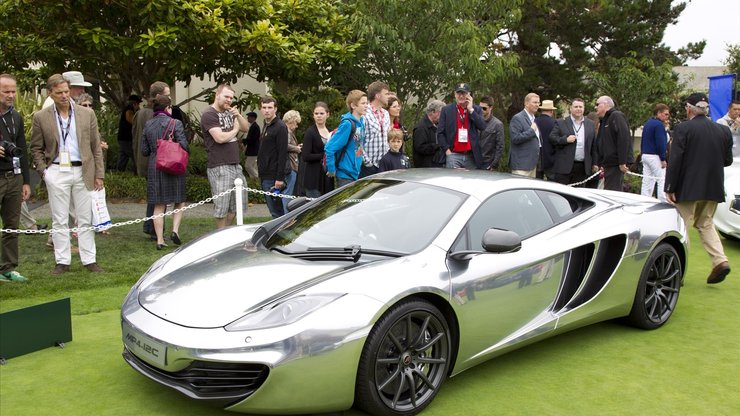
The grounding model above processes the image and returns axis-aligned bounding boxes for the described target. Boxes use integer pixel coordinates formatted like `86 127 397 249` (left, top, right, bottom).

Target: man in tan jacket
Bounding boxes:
30 73 105 275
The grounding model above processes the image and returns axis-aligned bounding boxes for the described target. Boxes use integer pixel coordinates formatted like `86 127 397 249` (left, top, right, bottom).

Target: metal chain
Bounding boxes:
1 185 239 235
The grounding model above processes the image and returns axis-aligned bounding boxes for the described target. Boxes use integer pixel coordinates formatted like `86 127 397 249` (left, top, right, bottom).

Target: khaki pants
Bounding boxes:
674 200 728 268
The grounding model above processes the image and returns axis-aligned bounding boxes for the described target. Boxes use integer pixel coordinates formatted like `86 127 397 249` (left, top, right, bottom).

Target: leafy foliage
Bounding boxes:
587 53 684 132
326 0 522 123
724 43 740 82
0 0 358 108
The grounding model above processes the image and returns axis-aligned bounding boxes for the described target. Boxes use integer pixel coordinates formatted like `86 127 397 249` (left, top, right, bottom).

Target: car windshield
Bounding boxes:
265 179 466 254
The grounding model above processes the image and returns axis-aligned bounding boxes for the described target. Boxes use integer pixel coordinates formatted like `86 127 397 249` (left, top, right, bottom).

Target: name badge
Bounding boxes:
60 151 72 172
12 157 21 175
458 128 468 143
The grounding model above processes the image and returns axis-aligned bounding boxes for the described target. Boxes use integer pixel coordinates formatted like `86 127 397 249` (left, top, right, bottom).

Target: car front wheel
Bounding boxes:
628 243 682 329
355 299 451 416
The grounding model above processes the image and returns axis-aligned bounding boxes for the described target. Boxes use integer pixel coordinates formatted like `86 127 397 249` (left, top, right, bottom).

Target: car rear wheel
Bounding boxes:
628 243 682 329
355 299 451 416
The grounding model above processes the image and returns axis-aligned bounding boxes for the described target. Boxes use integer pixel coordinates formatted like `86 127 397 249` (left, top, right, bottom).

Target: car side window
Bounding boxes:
464 189 553 250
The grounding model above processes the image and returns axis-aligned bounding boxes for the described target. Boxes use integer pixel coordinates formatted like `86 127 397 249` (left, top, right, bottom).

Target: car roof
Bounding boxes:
370 168 588 201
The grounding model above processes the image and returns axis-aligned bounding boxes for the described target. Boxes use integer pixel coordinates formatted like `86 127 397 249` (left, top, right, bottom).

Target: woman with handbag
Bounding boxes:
142 95 189 250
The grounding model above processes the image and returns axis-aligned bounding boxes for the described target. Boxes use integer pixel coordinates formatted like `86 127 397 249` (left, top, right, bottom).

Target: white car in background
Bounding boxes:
715 157 740 240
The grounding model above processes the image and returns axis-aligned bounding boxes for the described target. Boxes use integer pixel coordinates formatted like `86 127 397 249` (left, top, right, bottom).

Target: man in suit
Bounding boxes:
437 83 487 169
412 100 444 168
549 98 599 187
665 93 733 284
30 74 105 275
509 93 541 177
535 99 557 179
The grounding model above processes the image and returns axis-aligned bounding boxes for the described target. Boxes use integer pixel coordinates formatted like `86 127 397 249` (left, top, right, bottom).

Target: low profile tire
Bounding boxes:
355 299 451 416
628 243 682 329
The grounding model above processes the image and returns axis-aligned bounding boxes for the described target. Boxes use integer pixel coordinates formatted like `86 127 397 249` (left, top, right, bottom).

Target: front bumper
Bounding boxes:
120 292 384 414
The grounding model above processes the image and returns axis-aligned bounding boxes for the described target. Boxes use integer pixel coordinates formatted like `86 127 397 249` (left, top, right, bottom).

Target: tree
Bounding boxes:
587 53 684 132
497 0 703 113
0 0 358 108
724 43 740 78
325 0 522 123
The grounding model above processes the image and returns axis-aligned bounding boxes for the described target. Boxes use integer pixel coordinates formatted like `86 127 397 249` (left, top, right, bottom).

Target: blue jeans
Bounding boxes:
281 170 297 213
445 152 477 169
261 179 285 219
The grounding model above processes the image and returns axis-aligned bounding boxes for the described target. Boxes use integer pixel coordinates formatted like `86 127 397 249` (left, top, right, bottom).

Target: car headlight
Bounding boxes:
225 294 345 331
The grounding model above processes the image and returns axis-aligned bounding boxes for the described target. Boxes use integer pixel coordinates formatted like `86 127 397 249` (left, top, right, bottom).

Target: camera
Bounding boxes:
0 140 22 159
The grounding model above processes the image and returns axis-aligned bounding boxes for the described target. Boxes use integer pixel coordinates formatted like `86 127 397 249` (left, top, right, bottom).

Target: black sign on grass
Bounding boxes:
0 298 72 363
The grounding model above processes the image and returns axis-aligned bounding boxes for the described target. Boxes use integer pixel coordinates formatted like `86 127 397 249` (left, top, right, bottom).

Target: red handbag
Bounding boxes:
156 119 188 175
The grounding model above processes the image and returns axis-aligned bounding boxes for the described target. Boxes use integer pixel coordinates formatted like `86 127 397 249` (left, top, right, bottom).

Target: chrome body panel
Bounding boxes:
121 170 687 414
714 157 740 239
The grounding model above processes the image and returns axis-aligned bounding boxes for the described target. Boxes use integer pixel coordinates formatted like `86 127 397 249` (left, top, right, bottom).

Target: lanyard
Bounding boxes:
1 111 15 138
457 106 468 126
572 117 582 136
54 105 73 146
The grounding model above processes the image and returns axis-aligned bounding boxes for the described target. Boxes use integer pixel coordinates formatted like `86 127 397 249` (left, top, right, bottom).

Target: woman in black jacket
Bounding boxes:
301 102 333 197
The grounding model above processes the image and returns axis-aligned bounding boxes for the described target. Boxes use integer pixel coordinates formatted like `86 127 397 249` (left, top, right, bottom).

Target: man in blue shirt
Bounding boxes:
640 103 670 202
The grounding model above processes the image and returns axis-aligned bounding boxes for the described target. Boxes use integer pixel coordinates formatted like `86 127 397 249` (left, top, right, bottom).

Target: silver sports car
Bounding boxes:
121 169 687 416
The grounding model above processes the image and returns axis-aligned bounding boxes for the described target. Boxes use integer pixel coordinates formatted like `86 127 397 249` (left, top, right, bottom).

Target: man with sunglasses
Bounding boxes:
478 96 504 171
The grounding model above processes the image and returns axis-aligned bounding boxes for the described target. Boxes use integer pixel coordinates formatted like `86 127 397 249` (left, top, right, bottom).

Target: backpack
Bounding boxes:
322 119 357 173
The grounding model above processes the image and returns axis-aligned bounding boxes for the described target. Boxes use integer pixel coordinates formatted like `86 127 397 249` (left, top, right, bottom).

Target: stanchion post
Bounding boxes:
234 178 244 225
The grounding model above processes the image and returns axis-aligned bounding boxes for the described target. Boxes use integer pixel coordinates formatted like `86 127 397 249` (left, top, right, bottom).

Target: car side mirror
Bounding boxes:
482 228 521 253
287 196 310 212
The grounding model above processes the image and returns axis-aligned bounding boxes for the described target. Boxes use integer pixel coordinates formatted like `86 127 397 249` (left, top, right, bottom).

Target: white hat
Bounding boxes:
63 71 92 87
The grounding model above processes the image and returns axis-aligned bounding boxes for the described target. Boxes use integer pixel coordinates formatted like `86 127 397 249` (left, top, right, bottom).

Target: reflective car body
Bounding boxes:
121 169 688 415
714 156 740 240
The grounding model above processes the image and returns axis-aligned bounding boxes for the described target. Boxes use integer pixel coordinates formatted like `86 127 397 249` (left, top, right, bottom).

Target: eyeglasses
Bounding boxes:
80 103 93 107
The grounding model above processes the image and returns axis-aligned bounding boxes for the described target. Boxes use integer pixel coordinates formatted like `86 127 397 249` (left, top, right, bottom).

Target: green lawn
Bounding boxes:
1 226 738 415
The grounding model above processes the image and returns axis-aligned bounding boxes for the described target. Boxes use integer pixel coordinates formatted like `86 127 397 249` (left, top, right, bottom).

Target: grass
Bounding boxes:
0 228 738 415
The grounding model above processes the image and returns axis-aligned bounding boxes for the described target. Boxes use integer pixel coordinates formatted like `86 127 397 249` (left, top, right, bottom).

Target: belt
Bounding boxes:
453 151 472 155
1 170 17 178
52 161 83 166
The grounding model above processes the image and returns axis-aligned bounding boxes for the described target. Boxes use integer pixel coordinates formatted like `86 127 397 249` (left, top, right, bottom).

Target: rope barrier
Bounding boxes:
1 170 665 234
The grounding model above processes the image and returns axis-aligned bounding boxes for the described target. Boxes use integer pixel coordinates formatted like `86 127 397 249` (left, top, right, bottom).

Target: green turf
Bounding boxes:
0 230 738 415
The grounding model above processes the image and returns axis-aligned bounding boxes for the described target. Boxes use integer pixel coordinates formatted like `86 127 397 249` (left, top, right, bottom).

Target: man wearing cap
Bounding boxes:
116 94 142 173
665 93 733 284
594 95 633 191
437 83 487 169
535 99 557 179
42 71 91 108
509 93 541 177
30 74 105 275
241 111 260 178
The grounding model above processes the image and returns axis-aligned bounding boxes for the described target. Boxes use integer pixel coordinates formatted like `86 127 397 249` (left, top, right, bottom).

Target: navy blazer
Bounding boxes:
549 117 597 175
508 109 540 171
436 103 487 168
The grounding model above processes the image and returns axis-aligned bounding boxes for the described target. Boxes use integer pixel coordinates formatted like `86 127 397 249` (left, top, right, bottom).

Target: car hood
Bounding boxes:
138 244 348 328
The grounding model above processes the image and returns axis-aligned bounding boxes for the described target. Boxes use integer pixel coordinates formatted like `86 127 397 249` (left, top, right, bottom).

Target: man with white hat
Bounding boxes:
535 99 557 179
42 71 91 108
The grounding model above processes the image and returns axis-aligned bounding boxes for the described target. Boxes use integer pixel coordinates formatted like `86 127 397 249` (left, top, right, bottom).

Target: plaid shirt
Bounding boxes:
361 104 390 167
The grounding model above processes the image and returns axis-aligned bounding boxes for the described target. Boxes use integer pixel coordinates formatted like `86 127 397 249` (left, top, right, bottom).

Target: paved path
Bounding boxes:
29 201 271 220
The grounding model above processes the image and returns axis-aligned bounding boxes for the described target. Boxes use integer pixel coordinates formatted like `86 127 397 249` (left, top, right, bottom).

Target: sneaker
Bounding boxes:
1 271 28 282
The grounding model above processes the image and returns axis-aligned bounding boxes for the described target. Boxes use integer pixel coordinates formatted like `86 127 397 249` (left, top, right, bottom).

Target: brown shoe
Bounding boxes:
707 261 730 284
85 263 104 273
52 264 70 275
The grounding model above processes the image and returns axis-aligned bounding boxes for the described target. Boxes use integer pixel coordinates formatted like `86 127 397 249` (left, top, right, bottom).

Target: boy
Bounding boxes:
378 128 410 172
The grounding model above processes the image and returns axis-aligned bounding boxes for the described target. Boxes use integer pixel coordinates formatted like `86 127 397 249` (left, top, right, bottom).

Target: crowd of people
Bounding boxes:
0 72 736 284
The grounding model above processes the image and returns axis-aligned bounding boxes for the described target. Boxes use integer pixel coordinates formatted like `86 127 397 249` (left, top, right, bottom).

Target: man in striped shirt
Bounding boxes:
359 81 391 178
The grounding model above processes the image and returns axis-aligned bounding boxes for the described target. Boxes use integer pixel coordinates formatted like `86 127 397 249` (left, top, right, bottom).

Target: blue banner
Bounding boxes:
708 74 736 121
